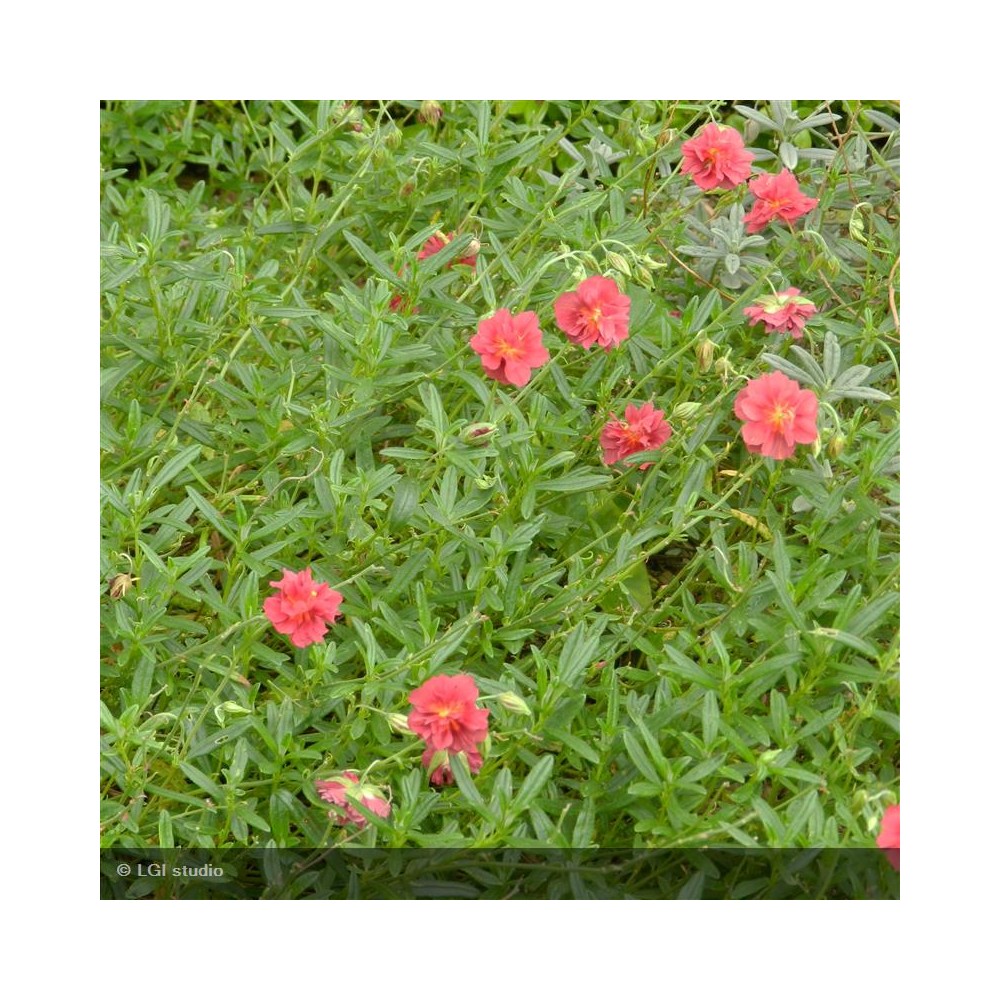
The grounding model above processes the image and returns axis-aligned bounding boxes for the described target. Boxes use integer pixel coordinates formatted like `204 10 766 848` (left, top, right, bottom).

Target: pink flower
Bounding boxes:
744 169 818 233
417 230 478 269
680 123 754 191
553 275 631 351
743 287 817 338
599 402 672 468
316 773 391 829
733 371 818 460
876 804 900 871
263 568 343 648
469 309 550 387
422 747 483 786
408 674 490 753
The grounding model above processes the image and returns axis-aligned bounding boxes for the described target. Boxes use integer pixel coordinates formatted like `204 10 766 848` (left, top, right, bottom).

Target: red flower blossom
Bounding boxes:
744 169 818 234
263 568 343 648
733 371 818 460
316 773 391 828
554 275 631 351
599 402 672 468
680 123 754 191
408 674 489 753
469 309 550 387
876 803 900 871
743 287 817 338
418 230 478 269
422 747 483 786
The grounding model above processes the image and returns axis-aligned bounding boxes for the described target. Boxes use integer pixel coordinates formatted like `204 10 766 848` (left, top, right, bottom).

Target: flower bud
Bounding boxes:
636 266 654 289
462 422 497 444
828 434 846 460
714 356 734 381
606 251 631 277
672 401 701 423
387 713 411 735
109 574 134 599
497 691 531 716
383 125 402 150
464 238 481 259
418 100 443 124
695 338 716 373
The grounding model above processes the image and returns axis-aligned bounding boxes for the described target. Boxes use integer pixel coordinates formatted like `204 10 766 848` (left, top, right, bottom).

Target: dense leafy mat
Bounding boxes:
100 100 899 897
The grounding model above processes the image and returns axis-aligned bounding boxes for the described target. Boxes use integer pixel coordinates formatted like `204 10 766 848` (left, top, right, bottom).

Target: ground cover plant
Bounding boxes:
100 100 900 899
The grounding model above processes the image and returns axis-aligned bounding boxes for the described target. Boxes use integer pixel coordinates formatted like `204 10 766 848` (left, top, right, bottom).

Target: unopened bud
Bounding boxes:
383 125 402 150
462 422 497 444
673 401 702 423
695 338 716 373
387 713 411 735
635 265 654 289
606 252 631 277
828 434 846 460
714 356 734 381
497 691 531 716
109 574 134 599
418 100 443 124
465 238 481 259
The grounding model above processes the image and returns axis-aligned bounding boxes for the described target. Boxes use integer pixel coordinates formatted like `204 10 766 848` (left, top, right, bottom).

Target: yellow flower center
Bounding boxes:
768 404 793 430
496 339 524 359
622 425 644 448
310 590 317 597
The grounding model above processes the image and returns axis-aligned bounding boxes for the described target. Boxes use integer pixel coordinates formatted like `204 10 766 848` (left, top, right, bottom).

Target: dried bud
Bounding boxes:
462 422 497 444
497 691 531 716
656 127 676 149
387 713 411 735
828 434 846 460
695 338 716 373
606 251 631 277
109 574 134 599
418 100 443 124
464 238 481 259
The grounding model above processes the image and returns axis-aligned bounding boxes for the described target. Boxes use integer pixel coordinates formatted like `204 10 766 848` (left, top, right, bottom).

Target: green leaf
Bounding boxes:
557 620 604 689
388 478 420 528
149 443 203 493
178 761 223 801
343 230 403 285
538 471 612 493
701 691 720 745
622 730 660 784
510 755 554 815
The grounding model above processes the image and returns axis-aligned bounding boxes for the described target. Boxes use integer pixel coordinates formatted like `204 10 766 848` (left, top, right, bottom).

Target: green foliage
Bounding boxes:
100 100 899 896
